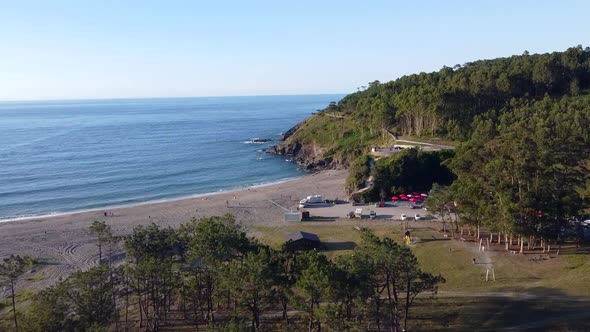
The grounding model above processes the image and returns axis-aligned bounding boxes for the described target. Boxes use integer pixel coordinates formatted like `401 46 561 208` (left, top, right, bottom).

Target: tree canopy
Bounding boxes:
282 46 590 165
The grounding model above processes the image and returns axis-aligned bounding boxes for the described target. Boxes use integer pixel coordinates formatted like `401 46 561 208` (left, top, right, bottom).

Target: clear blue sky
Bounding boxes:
1 0 589 101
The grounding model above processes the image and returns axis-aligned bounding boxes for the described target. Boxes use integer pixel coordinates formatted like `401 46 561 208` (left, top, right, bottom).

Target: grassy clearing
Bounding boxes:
253 220 590 330
253 220 590 296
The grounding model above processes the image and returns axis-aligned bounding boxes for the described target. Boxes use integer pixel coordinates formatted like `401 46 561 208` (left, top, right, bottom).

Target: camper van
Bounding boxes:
299 195 323 208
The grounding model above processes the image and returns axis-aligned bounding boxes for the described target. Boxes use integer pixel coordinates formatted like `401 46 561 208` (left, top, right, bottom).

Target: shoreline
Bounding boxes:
0 174 307 224
0 169 348 289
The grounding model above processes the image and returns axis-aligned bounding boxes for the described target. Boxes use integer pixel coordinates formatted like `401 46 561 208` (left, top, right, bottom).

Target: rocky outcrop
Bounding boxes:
269 140 340 170
251 138 273 143
270 123 343 170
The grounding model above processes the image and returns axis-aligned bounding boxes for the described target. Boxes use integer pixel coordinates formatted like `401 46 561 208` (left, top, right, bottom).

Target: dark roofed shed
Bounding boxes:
284 231 321 251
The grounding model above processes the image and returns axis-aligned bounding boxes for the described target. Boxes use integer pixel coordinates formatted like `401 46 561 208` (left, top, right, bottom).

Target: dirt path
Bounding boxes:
436 290 590 302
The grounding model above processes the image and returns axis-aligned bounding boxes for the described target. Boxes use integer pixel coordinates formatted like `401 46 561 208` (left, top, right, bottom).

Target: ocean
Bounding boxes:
0 95 343 220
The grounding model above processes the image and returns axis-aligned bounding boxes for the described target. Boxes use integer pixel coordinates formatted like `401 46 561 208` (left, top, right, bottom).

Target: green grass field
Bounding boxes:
253 220 590 330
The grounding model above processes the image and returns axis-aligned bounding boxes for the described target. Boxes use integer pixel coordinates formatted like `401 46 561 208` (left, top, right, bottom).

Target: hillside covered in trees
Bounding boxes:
271 46 590 169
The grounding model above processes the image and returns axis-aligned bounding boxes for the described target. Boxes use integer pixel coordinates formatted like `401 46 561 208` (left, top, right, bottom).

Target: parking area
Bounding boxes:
302 202 434 221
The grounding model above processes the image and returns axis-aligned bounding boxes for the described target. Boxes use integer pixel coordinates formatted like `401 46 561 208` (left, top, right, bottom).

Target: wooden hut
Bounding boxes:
284 231 321 251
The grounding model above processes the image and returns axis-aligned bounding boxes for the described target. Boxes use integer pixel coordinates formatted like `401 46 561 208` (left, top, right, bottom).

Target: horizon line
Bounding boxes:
0 92 349 104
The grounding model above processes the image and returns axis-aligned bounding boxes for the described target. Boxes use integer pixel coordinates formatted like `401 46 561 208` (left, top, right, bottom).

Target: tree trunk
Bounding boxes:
253 300 260 329
520 236 524 254
11 279 18 332
505 234 509 251
282 301 289 322
477 224 480 239
403 275 411 331
308 300 314 332
139 293 143 328
376 297 381 332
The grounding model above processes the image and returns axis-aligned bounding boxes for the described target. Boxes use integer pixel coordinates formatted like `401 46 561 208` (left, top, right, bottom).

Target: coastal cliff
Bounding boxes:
269 122 342 170
269 113 367 170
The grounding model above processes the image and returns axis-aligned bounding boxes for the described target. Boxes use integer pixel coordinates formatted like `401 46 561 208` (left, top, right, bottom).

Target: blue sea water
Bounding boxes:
0 95 342 220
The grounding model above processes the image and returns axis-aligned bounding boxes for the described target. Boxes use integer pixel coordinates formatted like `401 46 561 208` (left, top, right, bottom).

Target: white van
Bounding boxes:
355 208 363 218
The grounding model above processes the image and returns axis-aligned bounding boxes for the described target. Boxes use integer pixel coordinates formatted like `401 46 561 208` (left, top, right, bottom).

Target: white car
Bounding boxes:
401 214 408 221
414 214 422 221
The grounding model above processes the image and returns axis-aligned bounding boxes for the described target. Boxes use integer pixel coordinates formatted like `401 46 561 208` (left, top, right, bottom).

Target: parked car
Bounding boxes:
414 214 422 221
369 211 377 219
401 214 408 221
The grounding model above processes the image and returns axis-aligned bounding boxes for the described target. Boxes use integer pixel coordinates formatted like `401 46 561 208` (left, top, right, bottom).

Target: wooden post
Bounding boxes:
492 268 496 281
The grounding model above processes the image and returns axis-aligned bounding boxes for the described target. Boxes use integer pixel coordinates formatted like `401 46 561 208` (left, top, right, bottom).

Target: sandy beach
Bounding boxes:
0 170 347 289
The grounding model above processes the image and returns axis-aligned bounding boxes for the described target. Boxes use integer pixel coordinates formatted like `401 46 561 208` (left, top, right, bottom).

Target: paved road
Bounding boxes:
303 202 431 221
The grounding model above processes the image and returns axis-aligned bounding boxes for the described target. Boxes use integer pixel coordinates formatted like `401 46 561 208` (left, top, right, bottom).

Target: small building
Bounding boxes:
284 231 321 251
285 212 302 222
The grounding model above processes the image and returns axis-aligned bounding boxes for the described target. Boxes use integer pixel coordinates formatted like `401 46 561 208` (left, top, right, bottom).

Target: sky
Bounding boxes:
1 0 589 101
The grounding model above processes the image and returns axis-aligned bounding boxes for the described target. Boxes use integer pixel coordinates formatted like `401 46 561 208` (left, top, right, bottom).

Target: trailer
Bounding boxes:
355 208 363 219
